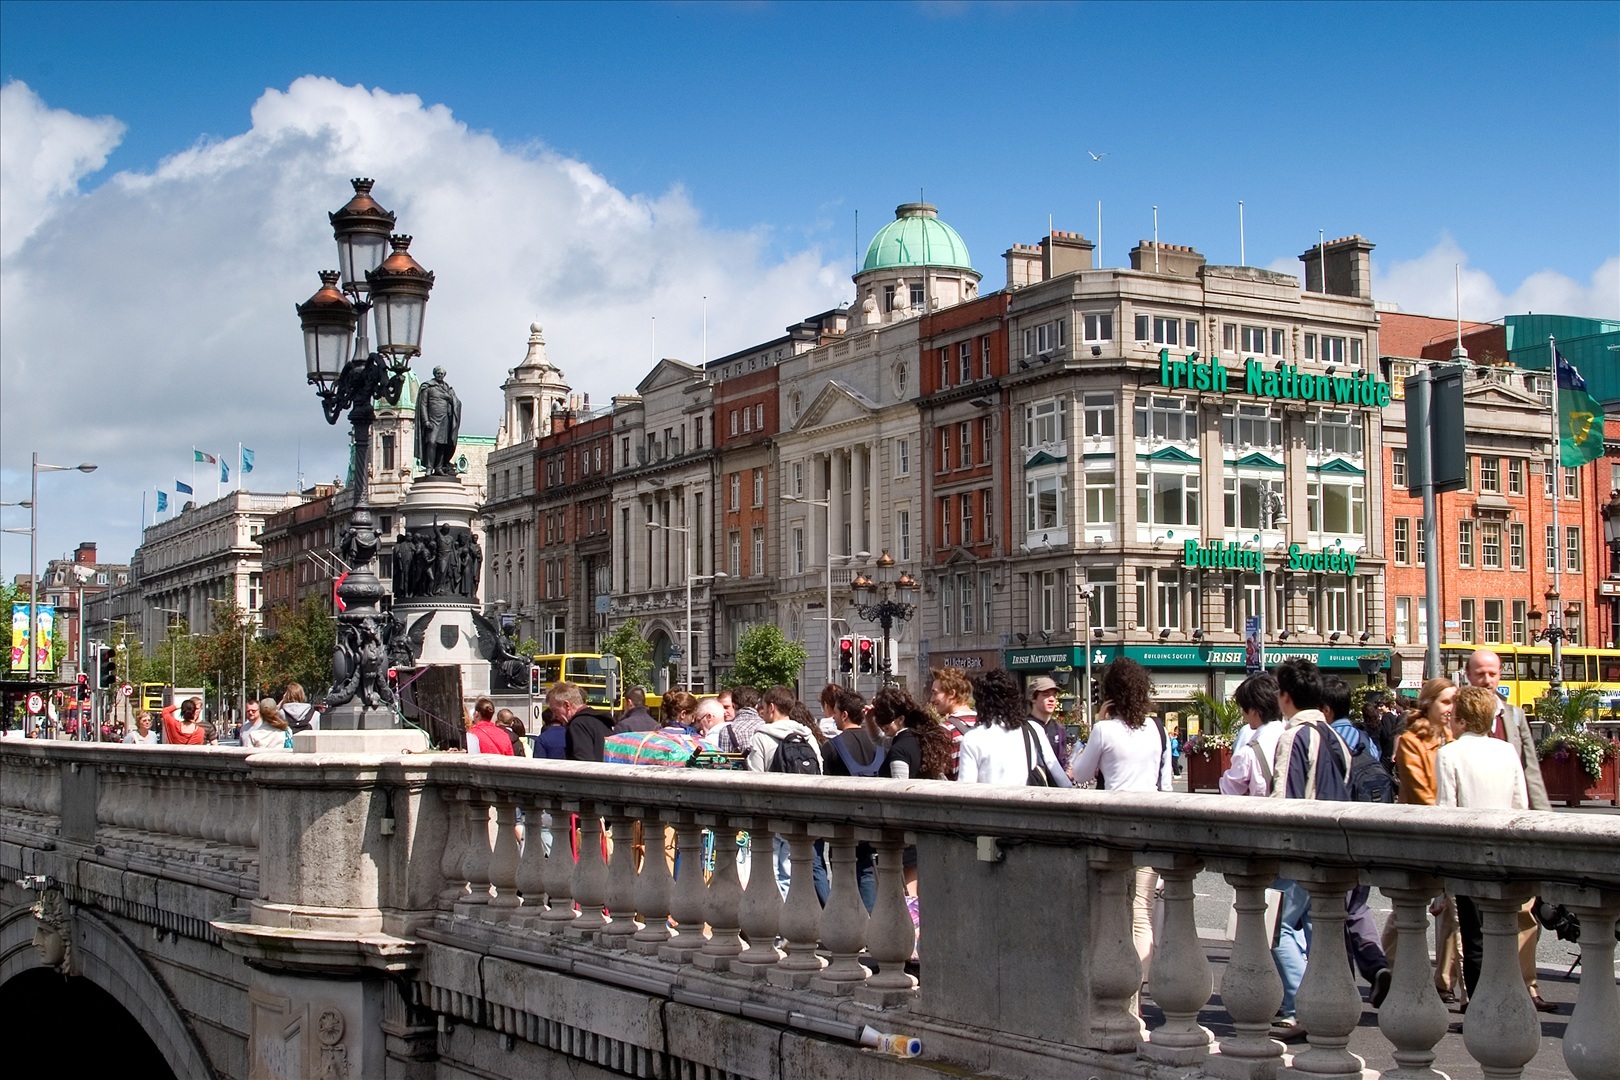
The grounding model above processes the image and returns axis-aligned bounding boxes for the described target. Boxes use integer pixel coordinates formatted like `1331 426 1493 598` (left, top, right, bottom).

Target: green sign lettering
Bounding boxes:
1158 349 1391 407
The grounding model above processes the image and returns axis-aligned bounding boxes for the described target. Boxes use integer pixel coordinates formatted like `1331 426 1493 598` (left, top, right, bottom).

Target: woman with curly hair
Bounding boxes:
1067 657 1170 1009
956 669 1072 786
870 686 952 781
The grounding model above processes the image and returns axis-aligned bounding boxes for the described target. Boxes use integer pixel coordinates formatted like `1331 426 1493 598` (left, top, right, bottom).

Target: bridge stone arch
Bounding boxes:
0 903 217 1080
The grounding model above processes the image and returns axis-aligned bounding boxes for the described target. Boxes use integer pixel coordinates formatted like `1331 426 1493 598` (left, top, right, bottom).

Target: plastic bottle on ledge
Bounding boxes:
859 1025 922 1058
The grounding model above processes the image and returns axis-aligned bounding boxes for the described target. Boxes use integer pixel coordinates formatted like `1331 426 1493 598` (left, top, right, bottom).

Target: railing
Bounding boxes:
3 742 1618 1080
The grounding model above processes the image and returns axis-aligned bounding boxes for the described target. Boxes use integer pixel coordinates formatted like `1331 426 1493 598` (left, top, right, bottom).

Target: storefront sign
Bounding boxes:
1182 540 1264 572
1006 643 1389 671
1158 349 1392 407
1283 543 1358 576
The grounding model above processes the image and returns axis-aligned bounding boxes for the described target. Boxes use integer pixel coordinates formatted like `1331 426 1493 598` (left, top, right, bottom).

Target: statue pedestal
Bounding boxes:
391 476 491 708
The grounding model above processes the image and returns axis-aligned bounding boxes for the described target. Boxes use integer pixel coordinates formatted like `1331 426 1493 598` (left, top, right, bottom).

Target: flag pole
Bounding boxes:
1550 334 1563 691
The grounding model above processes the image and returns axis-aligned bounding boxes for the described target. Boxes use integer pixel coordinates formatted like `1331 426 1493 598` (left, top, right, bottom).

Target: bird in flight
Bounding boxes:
1088 151 1108 161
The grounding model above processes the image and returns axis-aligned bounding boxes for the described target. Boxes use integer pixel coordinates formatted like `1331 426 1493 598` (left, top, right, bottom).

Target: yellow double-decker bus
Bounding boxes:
1436 644 1620 714
531 654 622 711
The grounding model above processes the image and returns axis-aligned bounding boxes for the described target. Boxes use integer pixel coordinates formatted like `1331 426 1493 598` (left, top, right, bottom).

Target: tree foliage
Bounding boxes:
600 618 652 689
724 624 808 691
260 595 335 695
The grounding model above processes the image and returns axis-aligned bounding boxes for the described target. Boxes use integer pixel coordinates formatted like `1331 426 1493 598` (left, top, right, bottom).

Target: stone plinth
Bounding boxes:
392 475 489 701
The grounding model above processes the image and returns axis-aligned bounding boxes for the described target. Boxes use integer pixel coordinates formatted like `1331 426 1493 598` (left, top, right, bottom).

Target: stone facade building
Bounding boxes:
36 543 131 675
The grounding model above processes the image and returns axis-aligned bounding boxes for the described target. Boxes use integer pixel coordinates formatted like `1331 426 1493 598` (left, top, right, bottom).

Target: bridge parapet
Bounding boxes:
3 742 1619 1080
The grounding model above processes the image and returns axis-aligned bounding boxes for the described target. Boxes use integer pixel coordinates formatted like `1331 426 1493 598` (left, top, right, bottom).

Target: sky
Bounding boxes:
2 0 1617 580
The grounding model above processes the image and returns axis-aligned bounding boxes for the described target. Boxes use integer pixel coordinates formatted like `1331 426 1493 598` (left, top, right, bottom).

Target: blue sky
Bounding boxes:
1 0 1617 577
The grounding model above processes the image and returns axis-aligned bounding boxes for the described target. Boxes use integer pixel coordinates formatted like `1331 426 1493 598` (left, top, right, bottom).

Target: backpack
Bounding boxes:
830 731 886 777
282 701 315 733
1021 723 1053 786
768 732 822 775
1348 743 1396 803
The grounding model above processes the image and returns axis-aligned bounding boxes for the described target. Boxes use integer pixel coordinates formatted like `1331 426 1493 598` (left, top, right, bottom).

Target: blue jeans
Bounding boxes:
813 839 875 913
1271 879 1312 1017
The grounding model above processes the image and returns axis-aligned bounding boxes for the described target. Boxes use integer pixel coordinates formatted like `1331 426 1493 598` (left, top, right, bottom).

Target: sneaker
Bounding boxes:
1370 967 1392 1008
1269 1016 1307 1042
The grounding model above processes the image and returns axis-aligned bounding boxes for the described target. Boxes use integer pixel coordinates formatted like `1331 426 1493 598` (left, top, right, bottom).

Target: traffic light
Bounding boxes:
857 636 875 675
529 664 542 696
76 672 91 701
838 635 855 674
97 645 117 689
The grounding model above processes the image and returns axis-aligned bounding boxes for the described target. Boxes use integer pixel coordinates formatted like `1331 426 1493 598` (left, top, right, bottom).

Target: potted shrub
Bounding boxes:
1534 687 1620 807
1184 691 1242 792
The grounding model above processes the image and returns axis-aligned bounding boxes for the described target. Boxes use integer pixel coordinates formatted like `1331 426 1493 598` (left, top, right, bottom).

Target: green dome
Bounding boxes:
862 203 973 273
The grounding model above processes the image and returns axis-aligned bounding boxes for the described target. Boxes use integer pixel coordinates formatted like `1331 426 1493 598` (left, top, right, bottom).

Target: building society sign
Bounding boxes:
1182 540 1359 576
1158 350 1392 407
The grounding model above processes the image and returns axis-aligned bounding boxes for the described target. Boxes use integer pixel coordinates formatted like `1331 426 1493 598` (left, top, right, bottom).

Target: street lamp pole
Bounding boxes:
4 454 97 693
1077 585 1094 726
851 552 917 688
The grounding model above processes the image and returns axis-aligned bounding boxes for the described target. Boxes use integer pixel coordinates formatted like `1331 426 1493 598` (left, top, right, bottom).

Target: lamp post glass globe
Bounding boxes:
366 235 434 358
297 270 357 388
329 178 397 295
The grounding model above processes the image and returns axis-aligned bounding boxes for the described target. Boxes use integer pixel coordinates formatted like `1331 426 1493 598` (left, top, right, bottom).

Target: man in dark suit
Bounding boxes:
612 686 658 734
548 681 614 763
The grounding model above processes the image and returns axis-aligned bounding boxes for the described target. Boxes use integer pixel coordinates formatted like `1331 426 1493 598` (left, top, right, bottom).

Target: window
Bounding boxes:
1565 466 1579 500
1512 599 1529 644
960 573 976 634
1224 476 1283 530
1479 457 1500 493
981 569 994 631
730 411 740 436
1186 320 1199 348
728 531 741 578
752 527 765 577
1134 394 1198 442
1391 450 1407 489
979 417 991 464
1393 518 1410 564
1241 325 1268 353
1137 467 1200 526
1038 570 1065 633
1546 525 1558 571
1567 526 1582 572
380 434 395 471
1135 568 1150 629
1084 393 1115 438
1566 603 1583 646
1026 474 1066 531
961 494 974 543
981 489 994 541
939 425 952 471
959 422 972 468
1087 568 1118 630
959 341 972 383
1483 599 1504 643
1319 577 1351 634
938 348 951 388
1509 522 1526 569
1460 598 1477 642
941 577 953 635
981 335 992 378
1305 411 1363 456
1507 458 1523 495
1388 360 1415 398
1086 469 1117 525
729 473 741 511
1457 519 1474 566
1272 329 1285 356
910 283 925 310
1026 318 1067 355
1222 323 1237 352
1025 399 1063 447
755 403 764 430
897 510 911 561
1545 465 1555 497
1481 522 1502 569
895 438 911 476
753 469 765 506
1416 520 1426 566
1395 597 1412 645
1083 313 1113 342
792 461 804 497
1306 481 1365 535
1309 334 1347 364
741 409 752 434
1220 403 1282 449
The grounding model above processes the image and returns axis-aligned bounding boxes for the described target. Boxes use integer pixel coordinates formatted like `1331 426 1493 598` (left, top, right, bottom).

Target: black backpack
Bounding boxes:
1349 743 1396 803
768 732 822 775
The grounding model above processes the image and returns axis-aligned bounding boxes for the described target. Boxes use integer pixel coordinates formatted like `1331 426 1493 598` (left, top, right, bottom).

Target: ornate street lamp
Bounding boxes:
1602 489 1620 578
295 179 434 728
851 551 916 687
1530 585 1578 693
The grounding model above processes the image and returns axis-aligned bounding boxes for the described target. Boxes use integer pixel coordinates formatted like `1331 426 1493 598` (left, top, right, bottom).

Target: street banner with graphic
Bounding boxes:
1244 616 1263 674
1556 348 1604 467
10 602 56 672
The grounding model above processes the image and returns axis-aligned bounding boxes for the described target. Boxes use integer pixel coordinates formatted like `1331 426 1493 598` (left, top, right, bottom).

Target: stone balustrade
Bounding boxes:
3 741 1618 1080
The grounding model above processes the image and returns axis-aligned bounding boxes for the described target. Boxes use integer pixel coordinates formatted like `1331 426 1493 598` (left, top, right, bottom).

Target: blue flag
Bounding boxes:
221 460 230 483
176 479 193 495
241 447 255 474
156 490 168 513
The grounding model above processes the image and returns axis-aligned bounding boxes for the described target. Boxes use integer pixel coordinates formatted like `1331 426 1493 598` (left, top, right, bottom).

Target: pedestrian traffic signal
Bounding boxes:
838 636 855 674
857 636 875 675
529 664 542 696
97 646 117 689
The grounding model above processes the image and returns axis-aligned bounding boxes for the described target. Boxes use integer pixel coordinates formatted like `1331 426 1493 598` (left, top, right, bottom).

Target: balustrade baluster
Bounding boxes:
1287 867 1367 1080
1207 862 1284 1080
568 801 608 936
438 787 469 911
812 825 868 993
854 830 915 1007
487 796 522 917
1541 884 1620 1080
732 819 782 978
540 796 578 933
455 788 494 917
237 779 260 850
768 826 825 988
694 813 744 972
1455 883 1540 1080
631 808 673 955
513 794 549 929
1084 847 1144 1051
1140 854 1212 1067
600 809 642 947
659 813 707 963
1370 873 1450 1080
201 777 227 850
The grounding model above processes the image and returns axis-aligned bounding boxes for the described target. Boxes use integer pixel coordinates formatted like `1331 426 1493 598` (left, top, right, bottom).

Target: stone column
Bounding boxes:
1541 883 1620 1080
1140 853 1213 1067
486 796 521 918
813 826 869 993
659 813 707 963
1369 871 1449 1080
568 802 609 937
1084 847 1144 1052
539 797 577 933
855 830 917 1007
1281 866 1365 1080
630 808 673 955
733 819 782 978
1207 862 1284 1080
768 825 825 988
693 813 744 971
1451 879 1540 1080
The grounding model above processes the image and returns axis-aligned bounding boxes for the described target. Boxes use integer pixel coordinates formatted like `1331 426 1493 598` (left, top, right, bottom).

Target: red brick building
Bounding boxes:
533 406 615 653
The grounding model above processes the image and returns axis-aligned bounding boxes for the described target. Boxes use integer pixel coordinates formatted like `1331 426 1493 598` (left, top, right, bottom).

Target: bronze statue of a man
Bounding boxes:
415 366 462 476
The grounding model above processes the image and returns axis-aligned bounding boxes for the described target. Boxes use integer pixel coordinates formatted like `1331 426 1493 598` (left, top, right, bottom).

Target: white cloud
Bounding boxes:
0 77 850 574
0 81 125 259
1374 235 1619 322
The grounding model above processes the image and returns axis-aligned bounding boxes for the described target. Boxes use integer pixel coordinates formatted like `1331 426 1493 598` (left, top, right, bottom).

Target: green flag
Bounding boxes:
1556 348 1604 467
